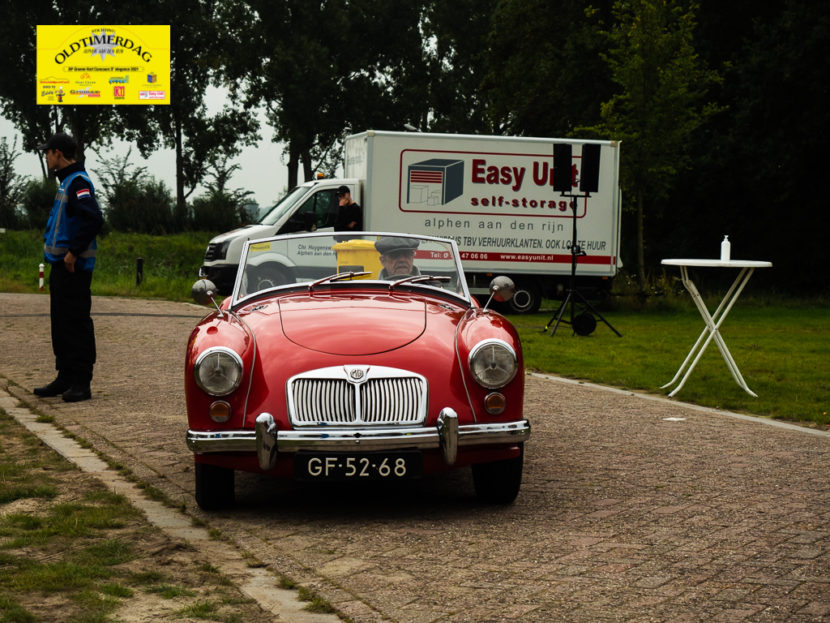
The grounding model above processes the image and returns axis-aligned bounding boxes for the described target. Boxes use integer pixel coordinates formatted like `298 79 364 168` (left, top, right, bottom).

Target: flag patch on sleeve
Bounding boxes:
76 188 91 200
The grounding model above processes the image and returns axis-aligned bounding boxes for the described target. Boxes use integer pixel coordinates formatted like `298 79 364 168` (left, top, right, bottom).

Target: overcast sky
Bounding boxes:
1 88 291 208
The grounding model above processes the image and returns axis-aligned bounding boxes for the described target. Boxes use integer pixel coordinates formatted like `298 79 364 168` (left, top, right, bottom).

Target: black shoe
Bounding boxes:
34 378 71 397
62 386 91 402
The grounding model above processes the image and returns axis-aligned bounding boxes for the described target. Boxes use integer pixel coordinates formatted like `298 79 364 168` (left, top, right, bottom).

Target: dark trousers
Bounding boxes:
49 262 96 385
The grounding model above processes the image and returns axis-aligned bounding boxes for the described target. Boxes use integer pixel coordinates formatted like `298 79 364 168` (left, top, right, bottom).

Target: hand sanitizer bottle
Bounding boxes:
720 235 731 261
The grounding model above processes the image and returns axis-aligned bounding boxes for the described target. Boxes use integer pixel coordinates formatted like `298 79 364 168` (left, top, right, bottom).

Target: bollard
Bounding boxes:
136 258 144 285
38 263 45 291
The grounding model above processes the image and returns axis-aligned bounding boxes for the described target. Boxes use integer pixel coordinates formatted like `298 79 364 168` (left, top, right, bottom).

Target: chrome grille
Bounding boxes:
288 366 427 426
292 378 355 423
360 377 422 423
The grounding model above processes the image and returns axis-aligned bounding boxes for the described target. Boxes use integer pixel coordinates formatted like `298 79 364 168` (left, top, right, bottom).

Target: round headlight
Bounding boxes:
468 339 518 389
194 347 243 396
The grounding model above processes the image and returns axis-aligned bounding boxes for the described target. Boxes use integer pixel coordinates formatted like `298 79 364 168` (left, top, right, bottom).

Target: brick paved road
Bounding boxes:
2 293 829 622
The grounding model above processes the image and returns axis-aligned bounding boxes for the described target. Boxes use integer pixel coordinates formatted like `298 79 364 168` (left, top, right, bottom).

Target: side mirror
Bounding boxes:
192 278 218 306
192 278 225 317
489 276 515 303
482 276 515 311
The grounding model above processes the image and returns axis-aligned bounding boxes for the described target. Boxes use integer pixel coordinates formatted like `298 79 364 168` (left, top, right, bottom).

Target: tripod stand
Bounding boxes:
543 193 622 337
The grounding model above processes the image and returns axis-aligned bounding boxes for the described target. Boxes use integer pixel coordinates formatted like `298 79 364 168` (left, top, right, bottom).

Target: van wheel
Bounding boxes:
472 444 524 504
194 462 235 510
507 281 541 314
254 263 292 291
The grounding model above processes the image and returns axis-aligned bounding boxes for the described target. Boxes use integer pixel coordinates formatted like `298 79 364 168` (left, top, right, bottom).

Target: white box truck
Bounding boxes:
199 130 622 313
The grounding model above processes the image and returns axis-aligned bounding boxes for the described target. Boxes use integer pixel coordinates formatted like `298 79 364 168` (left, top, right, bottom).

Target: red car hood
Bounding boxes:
278 295 427 355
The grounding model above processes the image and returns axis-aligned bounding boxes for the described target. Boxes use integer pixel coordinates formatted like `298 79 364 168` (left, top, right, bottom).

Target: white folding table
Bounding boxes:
661 258 772 398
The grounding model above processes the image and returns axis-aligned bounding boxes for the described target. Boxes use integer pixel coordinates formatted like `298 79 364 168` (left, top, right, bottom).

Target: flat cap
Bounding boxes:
375 237 420 255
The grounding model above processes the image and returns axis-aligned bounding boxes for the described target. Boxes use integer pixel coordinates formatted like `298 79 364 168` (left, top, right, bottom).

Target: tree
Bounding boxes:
0 2 130 167
0 137 29 228
419 0 499 133
584 0 721 285
220 0 428 188
0 0 258 222
484 0 615 136
683 1 830 292
111 1 258 226
93 149 175 233
190 152 254 232
20 177 58 229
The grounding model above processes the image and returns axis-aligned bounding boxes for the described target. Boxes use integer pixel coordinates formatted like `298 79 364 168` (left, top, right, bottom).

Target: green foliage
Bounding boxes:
485 0 614 135
104 179 177 234
19 177 57 230
220 0 428 186
580 0 722 283
421 0 499 133
593 0 722 197
190 191 243 232
0 137 29 228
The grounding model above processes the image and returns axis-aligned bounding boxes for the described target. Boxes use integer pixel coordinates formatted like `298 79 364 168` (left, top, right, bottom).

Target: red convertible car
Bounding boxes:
185 232 530 510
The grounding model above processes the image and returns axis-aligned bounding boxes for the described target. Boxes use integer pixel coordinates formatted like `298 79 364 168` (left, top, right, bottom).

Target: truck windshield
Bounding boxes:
258 186 310 226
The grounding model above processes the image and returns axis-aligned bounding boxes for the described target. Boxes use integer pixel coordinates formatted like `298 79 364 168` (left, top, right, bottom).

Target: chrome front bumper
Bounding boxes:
186 408 531 470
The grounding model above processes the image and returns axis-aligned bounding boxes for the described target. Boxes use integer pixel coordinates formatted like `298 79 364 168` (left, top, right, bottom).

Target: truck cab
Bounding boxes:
200 178 361 294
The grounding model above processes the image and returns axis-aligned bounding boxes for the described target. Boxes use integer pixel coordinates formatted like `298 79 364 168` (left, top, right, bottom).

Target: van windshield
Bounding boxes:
258 186 310 226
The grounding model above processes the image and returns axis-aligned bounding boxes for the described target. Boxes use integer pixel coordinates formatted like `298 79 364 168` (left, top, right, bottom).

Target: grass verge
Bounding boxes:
0 405 287 623
513 301 830 426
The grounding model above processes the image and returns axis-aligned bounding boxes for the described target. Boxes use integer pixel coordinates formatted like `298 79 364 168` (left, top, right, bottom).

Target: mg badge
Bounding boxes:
350 369 365 381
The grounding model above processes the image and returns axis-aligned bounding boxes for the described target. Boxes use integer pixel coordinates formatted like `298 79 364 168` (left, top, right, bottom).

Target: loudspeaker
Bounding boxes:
579 143 601 193
553 143 572 192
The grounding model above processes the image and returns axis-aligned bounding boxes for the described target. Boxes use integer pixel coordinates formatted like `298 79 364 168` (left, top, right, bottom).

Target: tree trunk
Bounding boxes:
301 149 313 182
637 188 646 290
68 108 86 165
175 116 186 228
287 144 299 189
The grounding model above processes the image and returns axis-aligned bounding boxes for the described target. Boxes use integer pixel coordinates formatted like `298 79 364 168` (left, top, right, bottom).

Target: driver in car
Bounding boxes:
375 237 420 279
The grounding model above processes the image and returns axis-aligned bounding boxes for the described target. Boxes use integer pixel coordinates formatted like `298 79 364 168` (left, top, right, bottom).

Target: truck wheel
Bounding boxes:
471 444 524 504
194 462 235 510
507 282 541 314
253 263 292 292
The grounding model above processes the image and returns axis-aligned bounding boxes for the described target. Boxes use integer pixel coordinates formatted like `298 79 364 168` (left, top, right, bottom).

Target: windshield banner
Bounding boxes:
36 25 170 105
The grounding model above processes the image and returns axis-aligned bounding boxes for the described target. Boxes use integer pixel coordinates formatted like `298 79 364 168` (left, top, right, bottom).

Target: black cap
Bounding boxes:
375 237 419 255
336 185 350 196
37 132 77 158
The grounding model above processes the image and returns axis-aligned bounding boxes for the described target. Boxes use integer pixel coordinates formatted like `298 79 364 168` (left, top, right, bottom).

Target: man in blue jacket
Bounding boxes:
34 132 103 402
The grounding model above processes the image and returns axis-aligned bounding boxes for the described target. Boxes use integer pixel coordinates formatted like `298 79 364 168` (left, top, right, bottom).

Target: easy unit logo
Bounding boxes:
406 159 464 206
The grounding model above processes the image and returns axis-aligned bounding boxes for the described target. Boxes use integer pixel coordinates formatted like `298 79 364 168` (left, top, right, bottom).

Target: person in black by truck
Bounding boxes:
33 132 103 403
334 185 362 232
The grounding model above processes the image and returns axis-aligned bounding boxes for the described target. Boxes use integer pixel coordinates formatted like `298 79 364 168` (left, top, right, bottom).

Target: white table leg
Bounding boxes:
664 267 758 397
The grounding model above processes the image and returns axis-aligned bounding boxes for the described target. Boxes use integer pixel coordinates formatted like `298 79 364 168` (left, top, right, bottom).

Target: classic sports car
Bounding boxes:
185 232 530 510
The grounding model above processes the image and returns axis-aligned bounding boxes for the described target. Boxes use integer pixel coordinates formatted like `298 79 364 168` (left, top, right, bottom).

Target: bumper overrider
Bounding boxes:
186 408 531 470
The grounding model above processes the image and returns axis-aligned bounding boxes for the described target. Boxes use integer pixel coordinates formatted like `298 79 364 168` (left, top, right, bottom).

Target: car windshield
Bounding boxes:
232 232 471 305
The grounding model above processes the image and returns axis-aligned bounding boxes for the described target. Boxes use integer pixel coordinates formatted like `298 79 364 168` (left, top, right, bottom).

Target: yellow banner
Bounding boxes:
37 25 170 105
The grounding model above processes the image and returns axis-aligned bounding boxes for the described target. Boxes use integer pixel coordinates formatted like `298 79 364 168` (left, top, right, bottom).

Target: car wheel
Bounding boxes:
194 462 235 510
507 281 541 314
254 263 292 291
471 444 524 504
